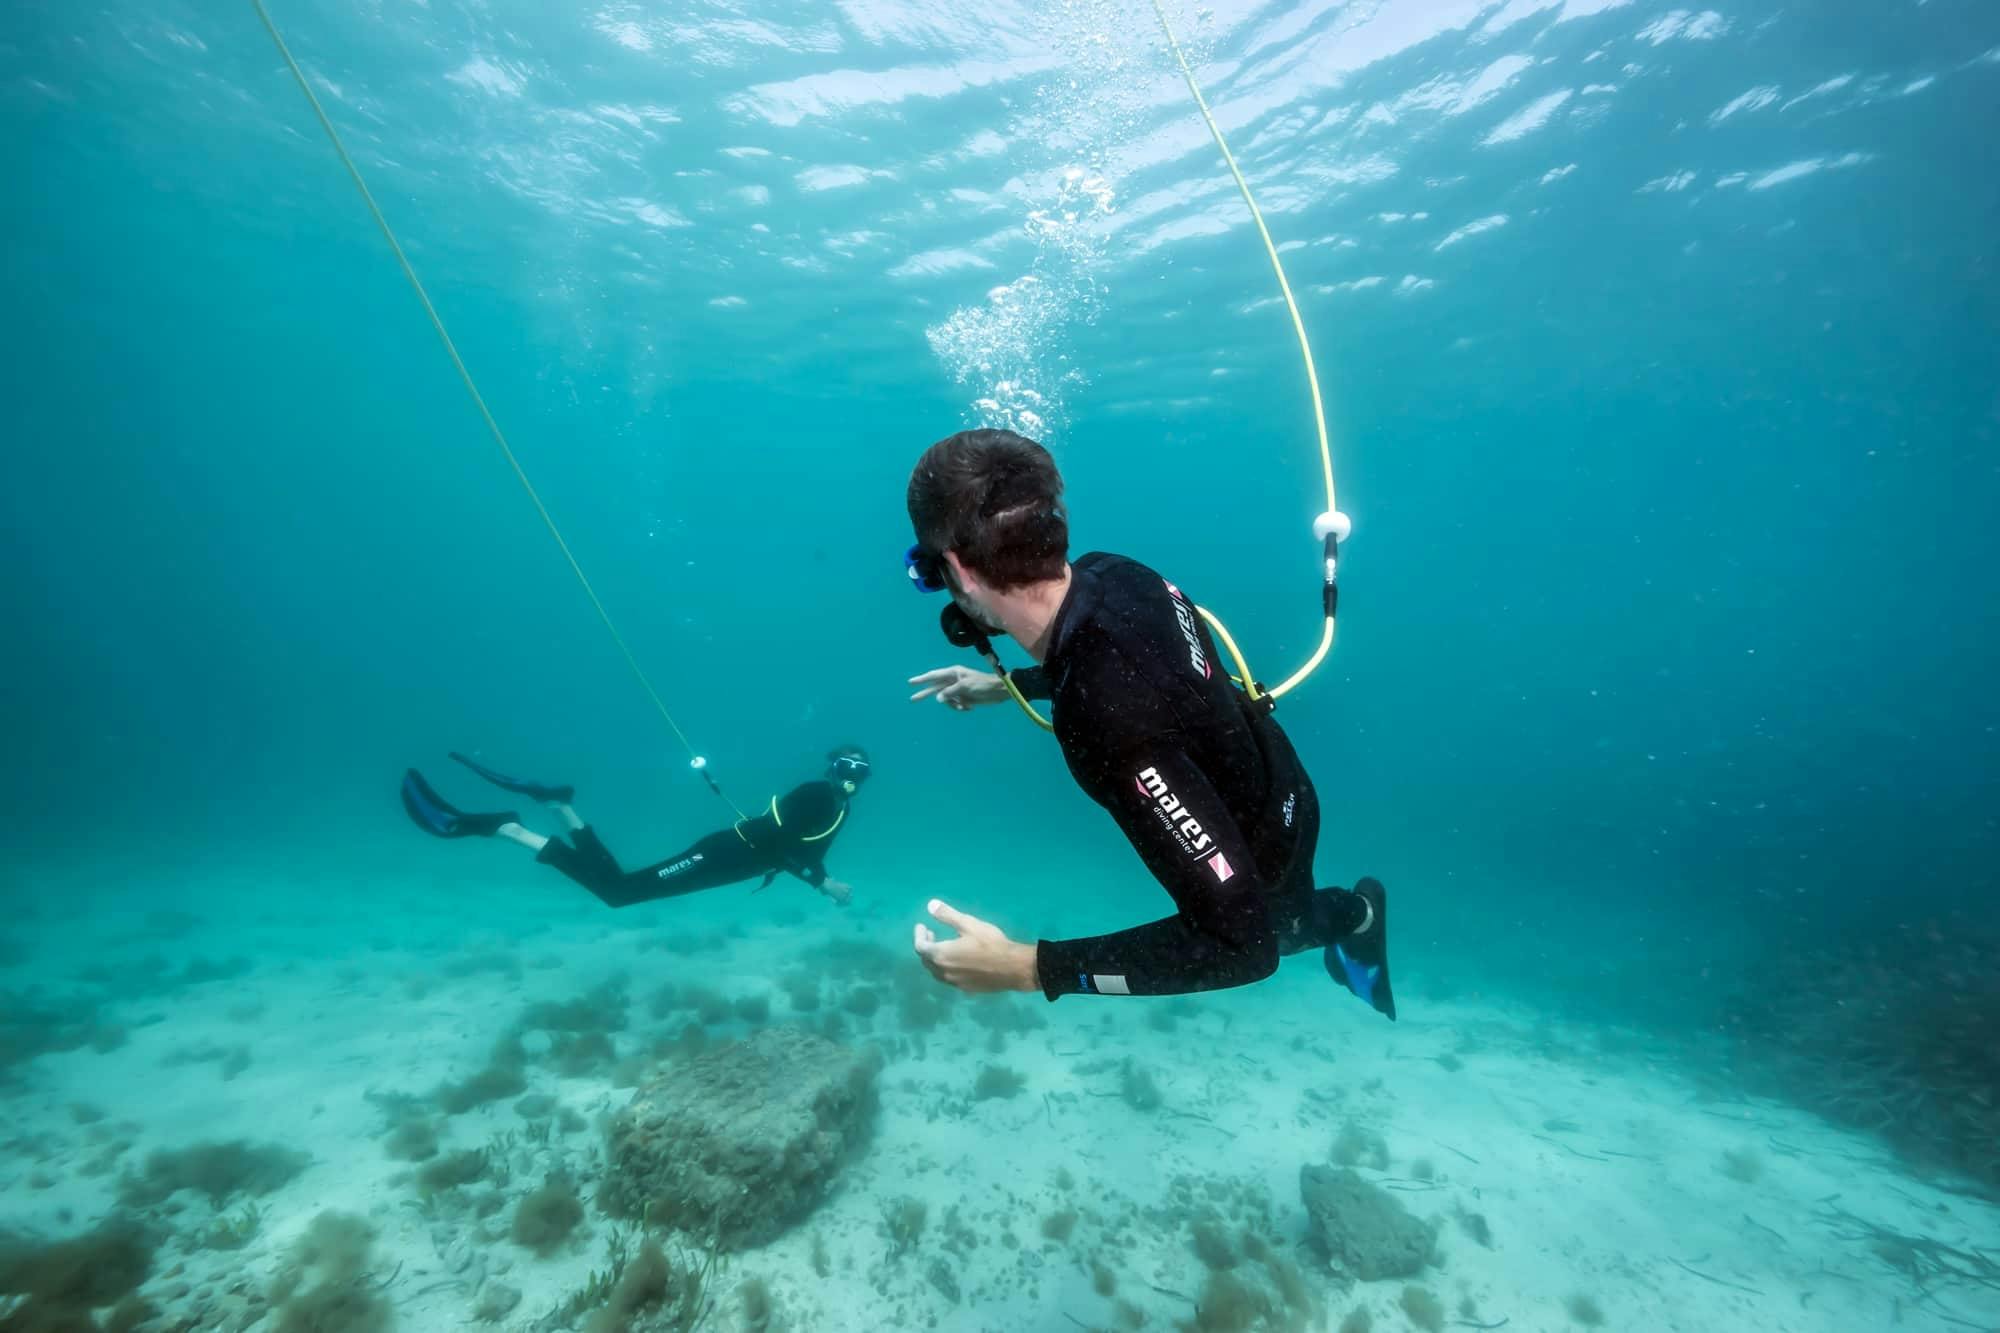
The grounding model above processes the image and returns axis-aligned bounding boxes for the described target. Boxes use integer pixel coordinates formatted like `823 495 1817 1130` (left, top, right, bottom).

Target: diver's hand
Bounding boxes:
912 899 1038 993
818 878 853 907
909 666 1007 711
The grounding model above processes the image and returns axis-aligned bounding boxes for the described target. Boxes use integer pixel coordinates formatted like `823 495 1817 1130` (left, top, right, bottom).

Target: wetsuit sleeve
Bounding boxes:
1035 742 1277 1000
1010 666 1052 700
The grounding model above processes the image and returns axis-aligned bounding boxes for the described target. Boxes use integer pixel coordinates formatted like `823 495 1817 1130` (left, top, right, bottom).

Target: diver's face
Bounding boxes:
943 555 1005 635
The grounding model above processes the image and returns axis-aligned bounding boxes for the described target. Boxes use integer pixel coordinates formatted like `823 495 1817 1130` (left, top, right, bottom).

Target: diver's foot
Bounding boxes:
401 769 518 838
1325 877 1396 1021
448 751 575 804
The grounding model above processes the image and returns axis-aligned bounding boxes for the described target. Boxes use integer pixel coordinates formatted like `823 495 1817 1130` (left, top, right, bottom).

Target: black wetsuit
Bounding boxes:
536 782 849 909
1011 552 1364 1000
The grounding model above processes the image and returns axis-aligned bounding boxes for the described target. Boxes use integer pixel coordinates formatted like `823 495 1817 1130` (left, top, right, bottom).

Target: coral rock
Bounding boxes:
1299 1165 1436 1281
601 1027 877 1250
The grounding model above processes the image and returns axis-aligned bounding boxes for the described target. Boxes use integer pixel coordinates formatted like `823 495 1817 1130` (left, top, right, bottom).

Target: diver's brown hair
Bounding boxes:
906 429 1068 590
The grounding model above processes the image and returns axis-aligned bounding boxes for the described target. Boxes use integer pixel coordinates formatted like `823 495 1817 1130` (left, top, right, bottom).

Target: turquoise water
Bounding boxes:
4 2 1998 1330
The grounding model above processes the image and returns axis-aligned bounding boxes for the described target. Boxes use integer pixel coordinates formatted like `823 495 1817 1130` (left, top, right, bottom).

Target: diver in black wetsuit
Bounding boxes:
399 747 867 909
902 429 1394 1018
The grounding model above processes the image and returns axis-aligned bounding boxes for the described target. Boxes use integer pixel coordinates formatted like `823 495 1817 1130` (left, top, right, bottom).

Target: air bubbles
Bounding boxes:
927 273 1085 438
923 0 1164 442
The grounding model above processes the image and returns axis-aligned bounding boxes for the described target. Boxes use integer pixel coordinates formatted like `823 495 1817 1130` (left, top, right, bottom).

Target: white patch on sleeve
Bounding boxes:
1092 974 1132 996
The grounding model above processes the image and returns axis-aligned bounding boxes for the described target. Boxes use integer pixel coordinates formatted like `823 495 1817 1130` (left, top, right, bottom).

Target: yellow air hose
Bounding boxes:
249 0 748 820
996 3 1350 732
1150 0 1344 704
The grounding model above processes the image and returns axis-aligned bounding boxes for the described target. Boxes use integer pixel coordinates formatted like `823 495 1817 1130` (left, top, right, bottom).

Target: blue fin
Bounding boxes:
1333 943 1382 1006
402 769 516 839
1325 877 1397 1021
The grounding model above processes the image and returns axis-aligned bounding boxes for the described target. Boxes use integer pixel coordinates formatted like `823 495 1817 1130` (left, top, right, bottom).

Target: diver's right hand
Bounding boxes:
908 666 1007 711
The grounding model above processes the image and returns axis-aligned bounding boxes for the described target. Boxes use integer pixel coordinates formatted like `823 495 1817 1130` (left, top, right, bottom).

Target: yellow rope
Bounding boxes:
249 0 746 820
1149 0 1341 700
1150 0 1334 514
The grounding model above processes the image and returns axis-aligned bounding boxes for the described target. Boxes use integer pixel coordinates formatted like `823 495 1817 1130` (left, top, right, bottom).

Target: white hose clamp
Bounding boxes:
1313 511 1352 543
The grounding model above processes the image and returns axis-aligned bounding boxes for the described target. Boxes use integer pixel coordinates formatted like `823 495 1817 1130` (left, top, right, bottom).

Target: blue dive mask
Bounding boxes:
904 544 947 593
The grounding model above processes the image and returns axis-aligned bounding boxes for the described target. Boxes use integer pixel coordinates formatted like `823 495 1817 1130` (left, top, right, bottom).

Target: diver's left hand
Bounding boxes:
912 899 1039 993
819 878 853 907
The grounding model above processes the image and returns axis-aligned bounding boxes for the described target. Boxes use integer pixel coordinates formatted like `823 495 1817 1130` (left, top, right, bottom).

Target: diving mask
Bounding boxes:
904 544 947 594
